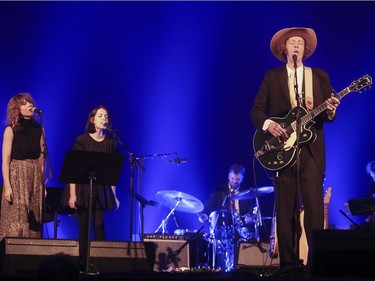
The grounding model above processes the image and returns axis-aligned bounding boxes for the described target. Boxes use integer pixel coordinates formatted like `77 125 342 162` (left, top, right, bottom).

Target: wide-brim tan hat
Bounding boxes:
270 27 317 62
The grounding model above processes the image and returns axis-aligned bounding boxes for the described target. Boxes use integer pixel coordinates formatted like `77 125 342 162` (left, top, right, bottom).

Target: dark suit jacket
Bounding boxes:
204 184 252 217
250 66 334 175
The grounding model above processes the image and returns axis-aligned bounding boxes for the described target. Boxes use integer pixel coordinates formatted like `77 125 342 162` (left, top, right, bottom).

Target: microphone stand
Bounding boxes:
293 55 304 268
134 152 177 240
173 225 205 256
37 112 54 238
107 129 145 242
132 190 159 241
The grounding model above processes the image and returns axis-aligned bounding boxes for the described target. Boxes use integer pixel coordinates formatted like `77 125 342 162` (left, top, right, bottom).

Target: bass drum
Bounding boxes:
209 209 238 240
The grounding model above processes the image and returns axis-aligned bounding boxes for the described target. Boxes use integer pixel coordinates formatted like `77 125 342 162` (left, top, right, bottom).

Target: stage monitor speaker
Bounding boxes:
89 241 153 273
236 242 279 269
143 238 190 271
0 237 79 277
311 229 375 277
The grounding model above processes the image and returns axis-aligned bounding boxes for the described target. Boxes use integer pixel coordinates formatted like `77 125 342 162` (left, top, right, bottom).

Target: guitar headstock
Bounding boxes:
324 187 332 204
349 74 372 93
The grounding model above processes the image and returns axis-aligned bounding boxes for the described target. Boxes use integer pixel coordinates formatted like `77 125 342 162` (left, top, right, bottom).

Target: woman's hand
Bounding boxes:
68 194 77 209
3 185 13 204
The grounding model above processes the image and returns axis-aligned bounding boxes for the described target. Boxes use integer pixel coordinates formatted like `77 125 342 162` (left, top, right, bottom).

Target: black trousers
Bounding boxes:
274 147 324 268
77 205 105 264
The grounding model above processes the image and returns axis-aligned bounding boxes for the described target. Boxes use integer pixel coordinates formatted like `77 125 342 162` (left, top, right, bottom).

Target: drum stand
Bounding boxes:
253 196 263 241
154 198 181 234
154 190 204 235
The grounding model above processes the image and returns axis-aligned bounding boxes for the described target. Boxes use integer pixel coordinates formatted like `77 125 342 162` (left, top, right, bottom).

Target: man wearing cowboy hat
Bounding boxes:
250 27 340 276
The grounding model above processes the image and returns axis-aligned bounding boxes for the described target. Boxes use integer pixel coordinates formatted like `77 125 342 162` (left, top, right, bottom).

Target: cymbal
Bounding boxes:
231 186 274 200
256 186 274 194
156 190 204 213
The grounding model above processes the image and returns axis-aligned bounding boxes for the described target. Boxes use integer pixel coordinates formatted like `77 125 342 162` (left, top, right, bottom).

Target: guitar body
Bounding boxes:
298 209 309 265
269 215 279 259
298 187 332 265
253 107 316 171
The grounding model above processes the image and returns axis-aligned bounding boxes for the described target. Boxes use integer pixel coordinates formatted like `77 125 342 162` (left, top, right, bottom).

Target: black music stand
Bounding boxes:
59 150 125 275
348 198 375 216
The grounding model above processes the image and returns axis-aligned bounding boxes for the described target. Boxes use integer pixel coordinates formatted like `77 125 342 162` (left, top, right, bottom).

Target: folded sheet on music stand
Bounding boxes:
348 198 375 216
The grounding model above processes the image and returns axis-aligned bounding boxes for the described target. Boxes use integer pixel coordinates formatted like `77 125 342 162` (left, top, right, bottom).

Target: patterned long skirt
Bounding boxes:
0 159 43 240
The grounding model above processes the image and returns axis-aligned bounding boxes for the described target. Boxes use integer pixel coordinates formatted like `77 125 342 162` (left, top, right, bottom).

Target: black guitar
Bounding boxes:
253 74 372 171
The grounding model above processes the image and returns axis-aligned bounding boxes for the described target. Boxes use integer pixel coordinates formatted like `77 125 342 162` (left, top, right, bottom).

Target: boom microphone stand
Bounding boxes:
134 152 181 240
35 111 54 237
105 127 145 242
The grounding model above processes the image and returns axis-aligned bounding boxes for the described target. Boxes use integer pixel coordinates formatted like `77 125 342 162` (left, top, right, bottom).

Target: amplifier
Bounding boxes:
143 234 187 240
236 242 279 268
143 238 190 271
311 229 375 277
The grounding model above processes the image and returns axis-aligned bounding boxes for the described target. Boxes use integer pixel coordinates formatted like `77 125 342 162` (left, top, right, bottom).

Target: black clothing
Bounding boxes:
0 118 43 240
205 184 251 216
251 66 333 269
60 133 119 268
61 133 118 211
10 118 42 160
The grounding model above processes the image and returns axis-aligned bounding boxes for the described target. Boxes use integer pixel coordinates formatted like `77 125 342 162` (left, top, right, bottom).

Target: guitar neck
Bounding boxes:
323 187 332 230
293 87 351 130
324 202 329 229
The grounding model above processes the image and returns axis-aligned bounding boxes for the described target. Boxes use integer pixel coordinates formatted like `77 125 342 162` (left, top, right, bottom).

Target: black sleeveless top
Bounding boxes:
10 118 42 160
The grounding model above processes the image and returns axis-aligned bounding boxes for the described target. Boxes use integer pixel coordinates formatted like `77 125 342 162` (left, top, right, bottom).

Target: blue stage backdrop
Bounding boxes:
0 1 374 241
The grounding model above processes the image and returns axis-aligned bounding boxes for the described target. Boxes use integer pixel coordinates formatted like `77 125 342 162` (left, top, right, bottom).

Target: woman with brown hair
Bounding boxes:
0 92 45 240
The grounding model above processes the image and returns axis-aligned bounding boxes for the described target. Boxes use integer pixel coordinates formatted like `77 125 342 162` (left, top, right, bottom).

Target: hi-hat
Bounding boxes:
156 190 204 213
231 186 274 200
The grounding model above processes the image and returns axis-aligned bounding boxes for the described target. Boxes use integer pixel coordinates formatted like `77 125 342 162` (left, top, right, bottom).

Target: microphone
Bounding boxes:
103 123 112 132
33 107 43 114
292 53 297 68
168 157 187 165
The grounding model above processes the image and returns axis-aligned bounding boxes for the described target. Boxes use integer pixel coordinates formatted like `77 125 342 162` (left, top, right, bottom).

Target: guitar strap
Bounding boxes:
304 67 313 111
288 66 313 111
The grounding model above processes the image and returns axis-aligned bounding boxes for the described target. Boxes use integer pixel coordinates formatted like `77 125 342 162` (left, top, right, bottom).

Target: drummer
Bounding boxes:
204 163 254 233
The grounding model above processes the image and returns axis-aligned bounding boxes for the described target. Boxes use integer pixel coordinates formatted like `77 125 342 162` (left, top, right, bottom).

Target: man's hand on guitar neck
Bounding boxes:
268 121 289 140
325 94 340 120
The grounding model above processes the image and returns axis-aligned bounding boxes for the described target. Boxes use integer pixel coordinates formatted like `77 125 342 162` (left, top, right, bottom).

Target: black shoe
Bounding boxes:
78 260 86 273
272 263 309 278
272 264 296 277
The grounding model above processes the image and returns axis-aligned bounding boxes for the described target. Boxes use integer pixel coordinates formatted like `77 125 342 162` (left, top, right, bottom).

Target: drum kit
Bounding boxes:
154 186 274 272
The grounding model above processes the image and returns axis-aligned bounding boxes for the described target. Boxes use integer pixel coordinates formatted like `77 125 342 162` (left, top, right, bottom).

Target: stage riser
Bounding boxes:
0 238 153 276
311 230 375 277
0 238 79 276
90 240 153 273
